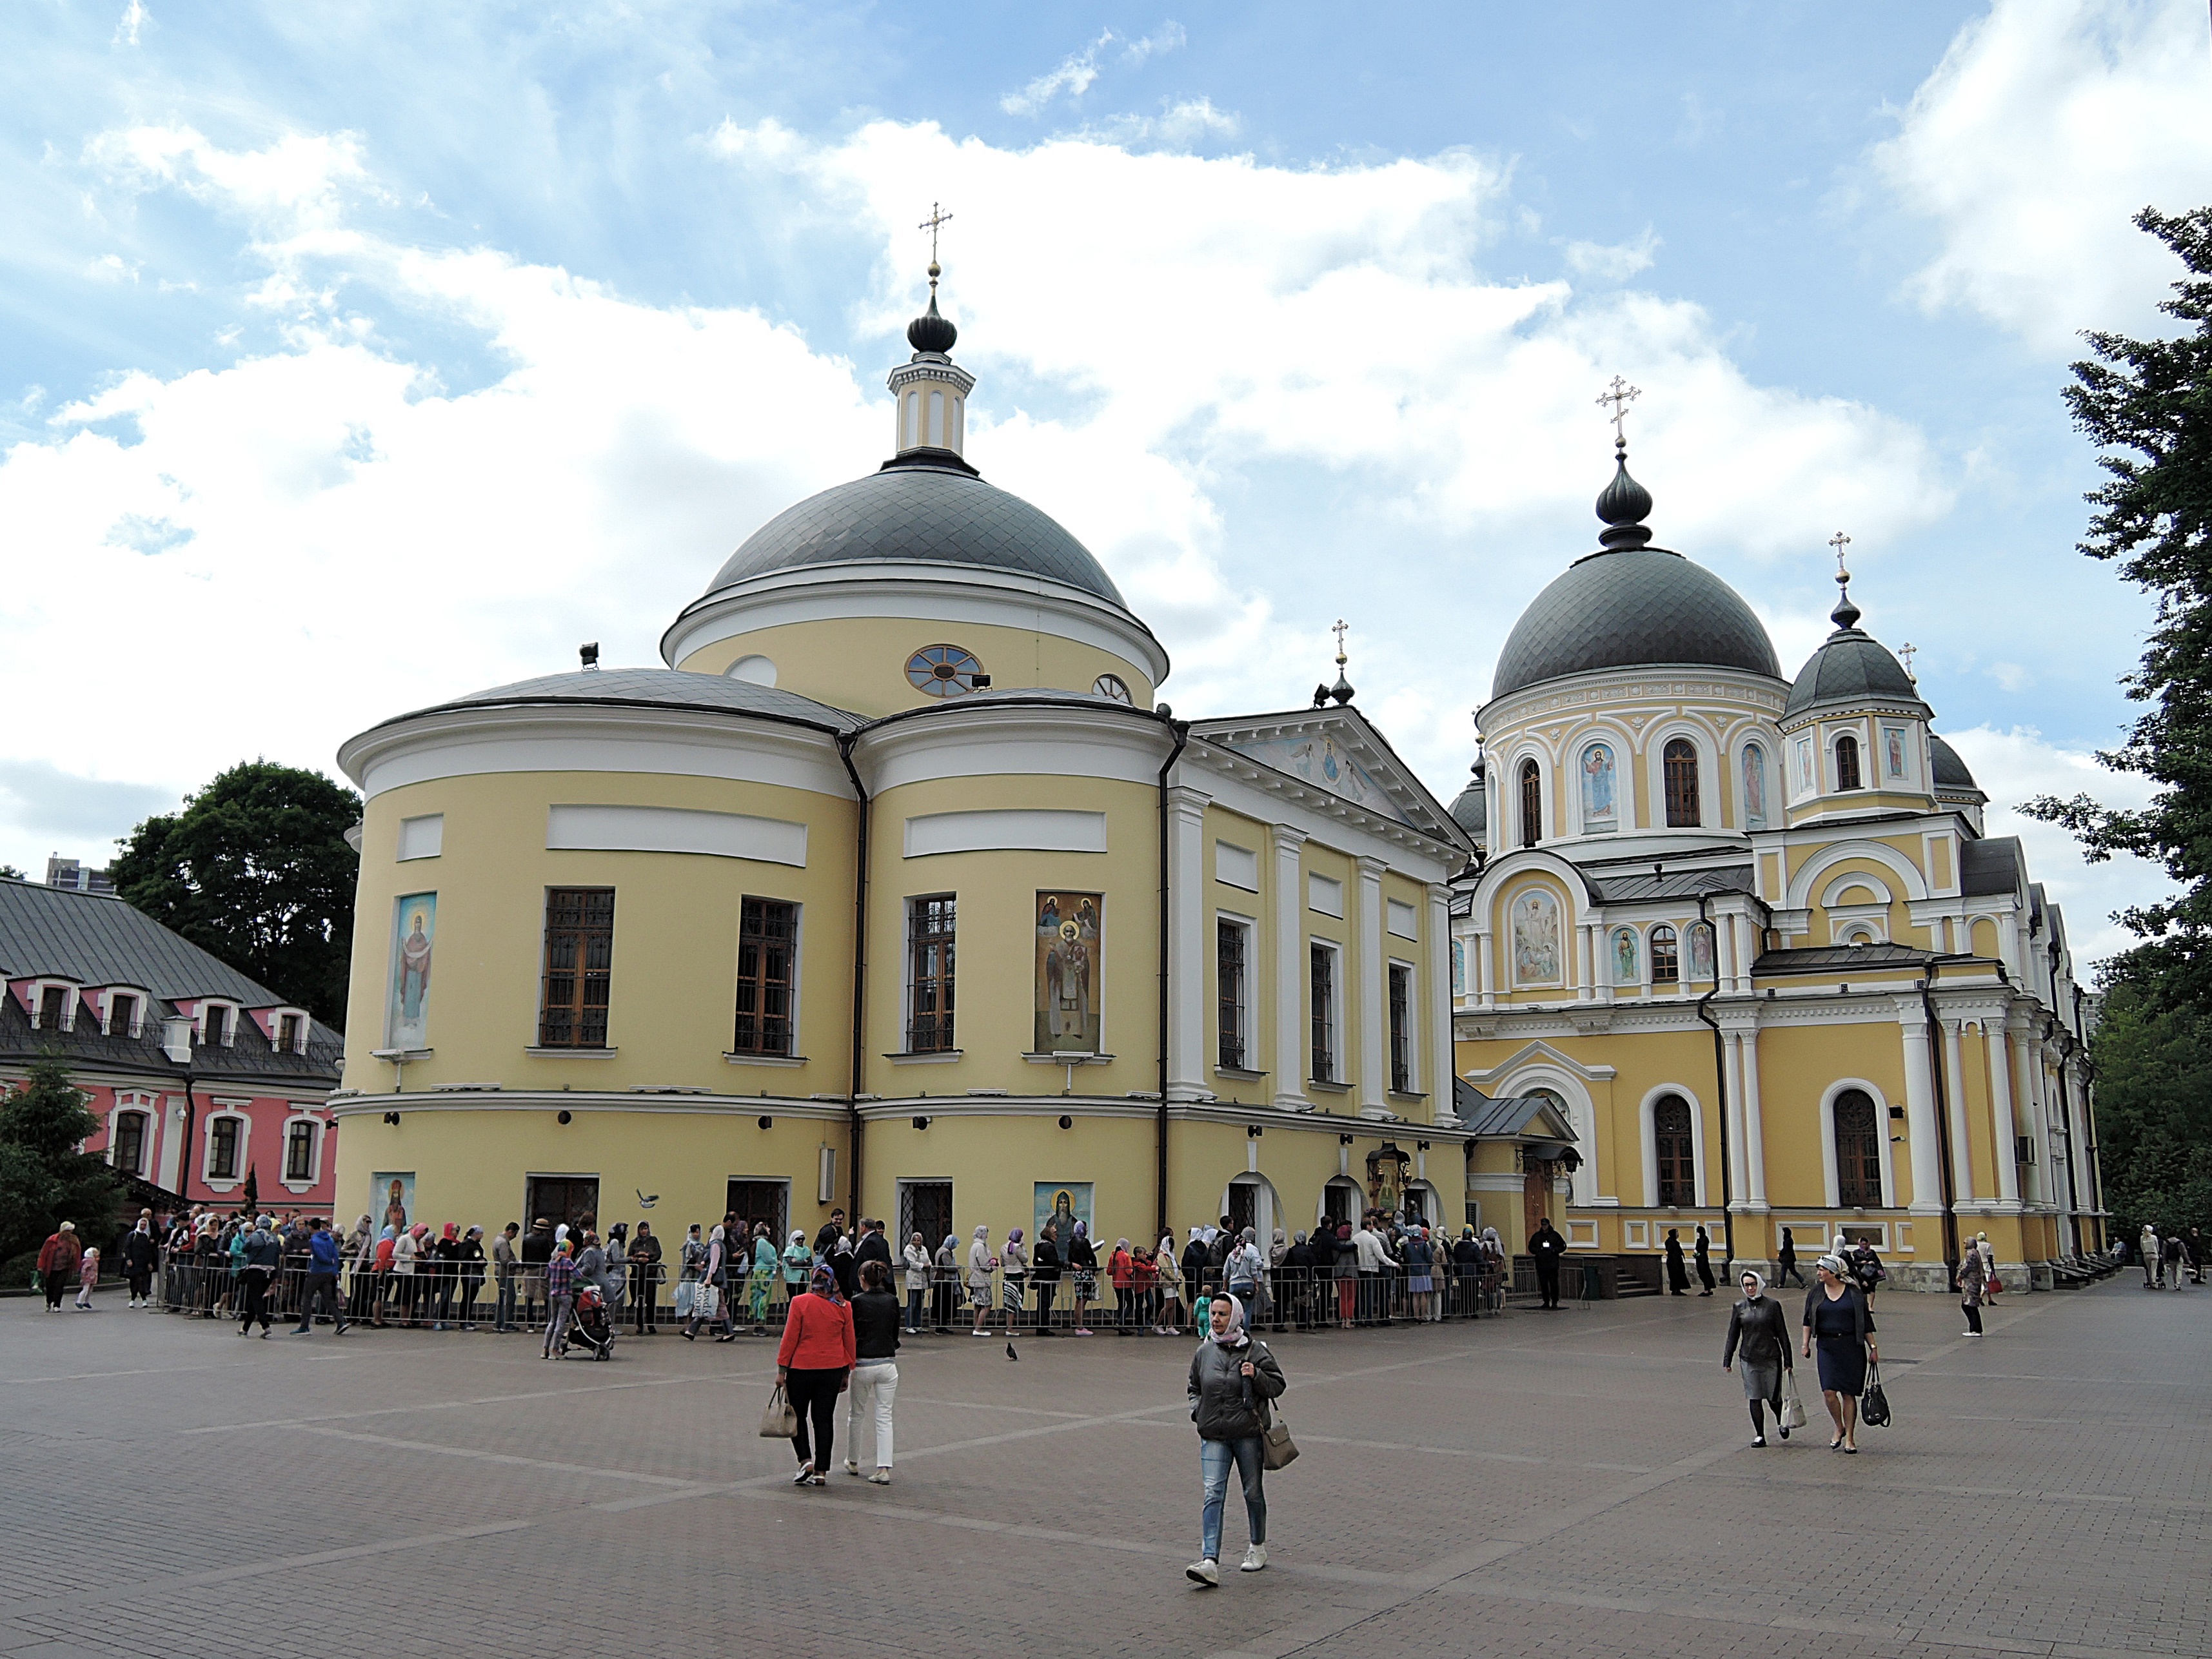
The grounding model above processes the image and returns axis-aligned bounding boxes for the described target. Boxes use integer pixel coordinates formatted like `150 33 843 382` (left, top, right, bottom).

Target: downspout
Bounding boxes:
1921 970 1960 1286
1155 714 1191 1245
838 731 870 1227
2073 981 2104 1233
1693 890 1734 1272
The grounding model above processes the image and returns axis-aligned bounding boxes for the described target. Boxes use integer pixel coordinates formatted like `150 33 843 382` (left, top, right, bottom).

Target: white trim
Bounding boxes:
279 1107 329 1192
1222 1171 1283 1243
201 1105 252 1192
548 803 808 867
396 813 444 861
1308 937 1346 1088
1308 872 1344 918
1387 956 1418 1095
1215 840 1259 892
903 809 1106 858
99 986 150 1038
1638 1083 1707 1209
1483 1066 1599 1205
197 1000 239 1048
107 1093 158 1177
1507 749 1551 849
1214 910 1256 1077
1817 1078 1898 1210
21 978 81 1032
862 702 1170 792
1784 839 1933 908
1644 722 1718 830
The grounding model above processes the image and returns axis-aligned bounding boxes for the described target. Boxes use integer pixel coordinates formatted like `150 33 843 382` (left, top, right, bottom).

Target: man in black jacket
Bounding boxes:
815 1208 847 1259
520 1218 554 1328
854 1217 893 1278
1528 1219 1566 1310
628 1222 664 1333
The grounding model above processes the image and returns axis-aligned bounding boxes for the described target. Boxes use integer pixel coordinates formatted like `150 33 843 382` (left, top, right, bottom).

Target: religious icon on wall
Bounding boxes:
1365 1143 1410 1216
387 893 436 1049
1742 743 1768 829
1451 939 1466 996
1033 1182 1094 1249
1883 726 1908 780
1686 921 1717 983
1034 892 1103 1054
1511 888 1561 986
1580 742 1616 829
372 1171 415 1235
1793 736 1816 796
1613 927 1641 985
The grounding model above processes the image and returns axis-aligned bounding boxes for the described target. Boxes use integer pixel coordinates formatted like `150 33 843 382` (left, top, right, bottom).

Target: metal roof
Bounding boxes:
1588 863 1755 904
1454 1079 1579 1141
1751 943 1934 974
1960 837 2024 898
1930 733 1983 795
1491 547 1781 700
375 668 860 735
1782 626 1931 720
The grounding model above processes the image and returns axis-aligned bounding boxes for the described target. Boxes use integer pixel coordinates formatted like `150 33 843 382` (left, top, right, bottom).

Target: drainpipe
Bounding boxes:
1693 890 1734 1272
838 731 871 1226
1155 713 1191 1244
1920 971 1960 1287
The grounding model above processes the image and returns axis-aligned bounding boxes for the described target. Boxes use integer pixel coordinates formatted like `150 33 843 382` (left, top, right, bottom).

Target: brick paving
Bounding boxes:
0 1277 2203 1659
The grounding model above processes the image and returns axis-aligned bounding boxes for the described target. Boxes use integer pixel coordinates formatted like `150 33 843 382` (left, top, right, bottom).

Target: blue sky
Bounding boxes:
3 0 2206 961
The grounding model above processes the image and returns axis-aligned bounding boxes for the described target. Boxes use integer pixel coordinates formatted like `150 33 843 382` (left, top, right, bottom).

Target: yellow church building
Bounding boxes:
1446 433 2104 1291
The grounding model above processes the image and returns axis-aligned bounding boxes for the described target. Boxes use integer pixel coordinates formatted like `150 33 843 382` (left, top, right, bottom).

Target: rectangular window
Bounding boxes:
208 1117 241 1181
732 898 798 1055
907 894 956 1052
1216 918 1249 1070
538 888 615 1048
898 1180 953 1254
524 1175 599 1235
277 1012 302 1052
110 1111 146 1175
284 1121 315 1182
726 1178 791 1242
202 1005 231 1046
112 994 141 1037
1310 942 1337 1083
36 985 70 1030
1388 963 1412 1094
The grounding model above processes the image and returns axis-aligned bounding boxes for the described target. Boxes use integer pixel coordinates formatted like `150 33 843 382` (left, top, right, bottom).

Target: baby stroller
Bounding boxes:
564 1282 617 1360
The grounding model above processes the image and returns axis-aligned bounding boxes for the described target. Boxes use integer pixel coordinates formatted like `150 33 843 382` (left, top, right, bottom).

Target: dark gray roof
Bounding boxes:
1491 548 1781 700
1929 734 1982 794
0 880 342 1084
1751 943 1933 974
377 668 859 735
1961 837 2024 898
1588 863 1755 904
1454 1080 1578 1141
702 455 1130 609
1448 777 1486 841
1783 625 1930 719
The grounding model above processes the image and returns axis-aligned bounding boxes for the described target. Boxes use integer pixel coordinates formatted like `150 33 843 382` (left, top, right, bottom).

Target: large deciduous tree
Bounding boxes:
0 1055 124 1283
112 760 360 1028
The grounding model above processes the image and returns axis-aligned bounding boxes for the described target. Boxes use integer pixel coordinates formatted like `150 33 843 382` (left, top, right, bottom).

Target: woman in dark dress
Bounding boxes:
1800 1254 1879 1453
1776 1226 1804 1288
1664 1229 1690 1295
1694 1226 1716 1297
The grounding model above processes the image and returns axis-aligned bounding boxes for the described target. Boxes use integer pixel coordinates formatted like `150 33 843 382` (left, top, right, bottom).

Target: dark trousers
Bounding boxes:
905 1288 925 1331
787 1367 845 1469
1536 1263 1560 1308
497 1277 517 1328
631 1269 658 1330
127 1270 152 1301
1962 1300 1982 1333
239 1268 272 1331
1778 1259 1805 1288
295 1271 343 1331
1357 1270 1382 1322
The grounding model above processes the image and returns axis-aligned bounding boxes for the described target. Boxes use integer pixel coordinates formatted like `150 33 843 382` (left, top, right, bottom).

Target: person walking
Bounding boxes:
967 1225 998 1337
290 1217 349 1335
542 1240 577 1358
1001 1227 1029 1332
1848 1237 1887 1304
1776 1226 1804 1288
2189 1226 2206 1286
1694 1226 1717 1296
1067 1221 1098 1335
238 1216 282 1337
2162 1228 2187 1293
902 1231 933 1334
2139 1222 2161 1289
120 1217 158 1308
492 1222 522 1331
1183 1293 1286 1587
682 1224 727 1342
72 1246 99 1309
627 1222 663 1334
1801 1254 1878 1453
1722 1269 1793 1446
1529 1217 1566 1310
844 1259 901 1484
1957 1242 1986 1337
36 1222 81 1312
1663 1228 1689 1297
777 1259 856 1487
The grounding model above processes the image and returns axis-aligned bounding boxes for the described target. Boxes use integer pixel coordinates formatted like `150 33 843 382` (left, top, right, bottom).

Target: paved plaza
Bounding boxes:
1 1277 2204 1659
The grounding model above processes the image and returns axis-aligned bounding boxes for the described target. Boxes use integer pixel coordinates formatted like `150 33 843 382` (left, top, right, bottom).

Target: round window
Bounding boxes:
1092 673 1133 703
907 644 985 698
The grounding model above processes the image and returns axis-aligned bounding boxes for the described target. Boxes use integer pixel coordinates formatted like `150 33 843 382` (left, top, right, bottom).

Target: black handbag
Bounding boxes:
1859 1359 1891 1428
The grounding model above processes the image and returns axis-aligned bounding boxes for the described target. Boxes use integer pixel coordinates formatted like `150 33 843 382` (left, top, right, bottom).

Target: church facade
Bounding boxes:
1446 436 2105 1291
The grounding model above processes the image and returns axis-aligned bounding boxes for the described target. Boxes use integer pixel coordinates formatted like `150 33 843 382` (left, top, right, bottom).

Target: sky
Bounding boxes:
2 0 2206 968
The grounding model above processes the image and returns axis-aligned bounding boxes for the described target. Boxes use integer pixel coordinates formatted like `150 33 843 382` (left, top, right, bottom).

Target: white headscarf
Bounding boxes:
1210 1291 1249 1348
1739 1268 1767 1298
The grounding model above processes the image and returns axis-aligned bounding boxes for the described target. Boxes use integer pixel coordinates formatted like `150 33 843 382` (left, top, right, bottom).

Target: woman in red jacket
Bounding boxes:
37 1222 82 1312
776 1259 855 1486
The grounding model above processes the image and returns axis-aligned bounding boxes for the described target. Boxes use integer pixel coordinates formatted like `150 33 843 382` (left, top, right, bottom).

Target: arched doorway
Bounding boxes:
1653 1095 1695 1206
1223 1173 1282 1245
1833 1088 1881 1206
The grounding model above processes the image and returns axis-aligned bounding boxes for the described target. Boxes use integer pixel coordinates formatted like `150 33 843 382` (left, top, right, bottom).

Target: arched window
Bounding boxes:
1833 1088 1882 1206
109 1110 148 1177
1835 732 1862 792
1519 760 1541 849
1650 924 1679 984
1654 1095 1695 1206
1663 739 1701 827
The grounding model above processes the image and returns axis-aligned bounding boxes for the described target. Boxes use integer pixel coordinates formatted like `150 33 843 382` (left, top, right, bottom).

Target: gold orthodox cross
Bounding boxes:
1332 618 1349 667
1595 375 1641 444
1899 642 1917 679
1829 530 1852 576
920 202 954 266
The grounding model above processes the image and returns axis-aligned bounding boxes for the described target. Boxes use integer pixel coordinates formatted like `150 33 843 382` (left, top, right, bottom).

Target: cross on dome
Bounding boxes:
1596 375 1642 450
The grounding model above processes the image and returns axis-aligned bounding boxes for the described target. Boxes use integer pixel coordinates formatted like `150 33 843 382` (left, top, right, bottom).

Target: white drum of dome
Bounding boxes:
726 655 777 687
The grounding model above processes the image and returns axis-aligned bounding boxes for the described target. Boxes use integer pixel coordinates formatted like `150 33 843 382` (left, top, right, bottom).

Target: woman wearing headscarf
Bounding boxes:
831 1230 860 1302
1663 1228 1689 1296
681 1224 726 1342
430 1222 463 1328
1801 1253 1879 1453
391 1223 422 1326
1067 1221 1098 1335
783 1228 813 1311
37 1221 81 1313
902 1231 933 1335
541 1239 577 1359
1032 1225 1063 1334
1722 1268 1793 1446
932 1233 959 1332
1183 1293 1286 1587
600 1223 630 1326
748 1224 777 1331
1332 1219 1358 1329
1694 1225 1716 1297
1225 1230 1260 1314
776 1258 855 1486
1109 1237 1136 1333
1405 1227 1434 1323
455 1226 487 1330
1957 1239 1987 1337
1001 1226 1029 1331
967 1225 998 1337
1156 1233 1186 1334
1267 1228 1289 1327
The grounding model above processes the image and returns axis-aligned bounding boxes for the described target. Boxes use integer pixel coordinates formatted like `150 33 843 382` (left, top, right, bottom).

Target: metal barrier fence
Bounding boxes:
147 1251 1516 1335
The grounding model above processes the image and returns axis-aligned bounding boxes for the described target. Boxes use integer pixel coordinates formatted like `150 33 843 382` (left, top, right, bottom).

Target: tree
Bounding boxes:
0 1054 125 1283
112 760 360 1027
2024 206 2212 994
0 864 24 880
2078 977 2212 1238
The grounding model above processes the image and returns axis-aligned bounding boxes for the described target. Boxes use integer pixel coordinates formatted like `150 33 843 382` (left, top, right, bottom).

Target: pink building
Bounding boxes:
1 878 342 1212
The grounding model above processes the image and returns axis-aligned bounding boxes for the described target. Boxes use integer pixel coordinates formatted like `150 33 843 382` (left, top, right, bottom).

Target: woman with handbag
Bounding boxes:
902 1231 933 1334
1721 1268 1793 1446
1801 1253 1879 1453
776 1259 856 1487
1184 1293 1286 1587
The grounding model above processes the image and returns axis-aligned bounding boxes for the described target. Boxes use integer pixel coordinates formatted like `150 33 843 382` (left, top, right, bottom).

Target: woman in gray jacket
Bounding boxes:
1721 1268 1793 1446
1185 1293 1285 1587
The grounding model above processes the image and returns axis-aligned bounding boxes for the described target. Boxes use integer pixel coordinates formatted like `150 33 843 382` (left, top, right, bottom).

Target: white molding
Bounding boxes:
1181 740 1463 878
861 702 1170 790
546 803 808 867
1638 1082 1708 1209
902 808 1106 858
1817 1077 1898 1211
1782 838 1933 909
330 1090 852 1122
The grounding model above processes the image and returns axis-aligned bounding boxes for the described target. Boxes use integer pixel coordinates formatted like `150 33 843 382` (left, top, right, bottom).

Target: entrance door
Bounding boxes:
525 1175 599 1235
1227 1182 1258 1237
1322 1179 1358 1228
1523 1170 1550 1231
898 1181 953 1252
726 1179 789 1242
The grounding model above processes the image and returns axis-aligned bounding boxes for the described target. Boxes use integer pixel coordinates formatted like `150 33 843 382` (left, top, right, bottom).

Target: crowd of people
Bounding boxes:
2130 1222 2204 1290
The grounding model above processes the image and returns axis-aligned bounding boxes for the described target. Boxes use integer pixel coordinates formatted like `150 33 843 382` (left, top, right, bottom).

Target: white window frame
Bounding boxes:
201 1103 252 1191
1386 957 1418 1095
1308 937 1345 1086
896 893 960 1059
100 987 150 1037
279 1107 328 1192
1508 747 1552 848
1214 910 1256 1075
1819 1079 1898 1210
108 1092 158 1176
26 979 80 1032
1647 723 1718 830
1639 1083 1708 1209
198 1001 239 1048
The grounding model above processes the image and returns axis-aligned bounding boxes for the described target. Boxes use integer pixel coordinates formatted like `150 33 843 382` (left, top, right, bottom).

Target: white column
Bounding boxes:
1897 1001 1944 1215
1356 858 1387 1111
2010 1025 2044 1205
1985 1019 2021 1208
1575 923 1594 1003
1942 1017 1974 1202
1477 928 1496 1010
1269 827 1307 1110
1740 1024 1768 1208
1723 1031 1749 1209
1717 909 1737 988
1427 885 1454 1124
1163 787 1210 1102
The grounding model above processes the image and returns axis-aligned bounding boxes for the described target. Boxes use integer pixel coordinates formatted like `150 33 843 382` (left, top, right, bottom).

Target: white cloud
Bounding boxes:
1874 0 2212 353
1122 22 1187 66
1085 97 1242 149
1000 30 1117 117
113 0 146 48
1562 228 1659 282
1942 723 2170 966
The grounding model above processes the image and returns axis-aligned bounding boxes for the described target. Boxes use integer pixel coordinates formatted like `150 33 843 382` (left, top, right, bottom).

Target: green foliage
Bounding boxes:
0 1054 125 1281
112 759 360 1028
0 863 24 880
2087 979 2212 1238
2025 206 2212 990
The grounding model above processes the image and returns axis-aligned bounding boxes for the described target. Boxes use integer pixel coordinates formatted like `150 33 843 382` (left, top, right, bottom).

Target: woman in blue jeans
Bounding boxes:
1185 1293 1285 1586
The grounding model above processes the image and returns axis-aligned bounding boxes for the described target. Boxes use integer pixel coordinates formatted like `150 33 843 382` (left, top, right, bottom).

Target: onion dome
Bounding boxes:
1448 772 1488 843
1782 584 1931 722
907 262 958 355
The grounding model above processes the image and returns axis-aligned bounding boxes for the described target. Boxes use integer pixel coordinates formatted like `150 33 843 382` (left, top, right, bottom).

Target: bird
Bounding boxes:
636 1190 658 1208
1005 1341 1019 1362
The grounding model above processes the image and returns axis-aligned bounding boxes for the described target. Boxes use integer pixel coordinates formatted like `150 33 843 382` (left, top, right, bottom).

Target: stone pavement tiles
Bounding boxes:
0 1277 2204 1659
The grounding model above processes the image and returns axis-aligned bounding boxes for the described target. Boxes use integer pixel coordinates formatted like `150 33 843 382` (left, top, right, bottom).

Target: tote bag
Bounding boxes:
1859 1360 1891 1428
758 1383 799 1438
1779 1368 1807 1431
673 1279 695 1317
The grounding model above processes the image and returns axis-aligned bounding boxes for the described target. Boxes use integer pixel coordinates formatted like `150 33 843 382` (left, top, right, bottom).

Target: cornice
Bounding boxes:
1479 665 1788 732
328 1090 851 1122
1183 738 1465 866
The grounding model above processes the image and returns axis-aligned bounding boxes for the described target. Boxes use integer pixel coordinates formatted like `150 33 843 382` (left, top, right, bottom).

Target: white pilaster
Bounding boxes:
1270 826 1307 1110
1942 1018 1973 1201
1740 1024 1768 1208
1427 885 1453 1123
1575 923 1594 1003
1477 927 1496 1010
1356 858 1387 1111
1723 1031 1750 1209
1897 1000 1944 1215
1985 1019 2021 1208
1163 786 1211 1102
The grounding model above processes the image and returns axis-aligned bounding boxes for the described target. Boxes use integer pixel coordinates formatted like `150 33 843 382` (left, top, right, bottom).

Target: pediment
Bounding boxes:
1191 706 1465 845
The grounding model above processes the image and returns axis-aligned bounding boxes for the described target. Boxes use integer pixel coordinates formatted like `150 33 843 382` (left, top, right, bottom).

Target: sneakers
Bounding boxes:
1239 1545 1268 1573
1752 1435 1766 1448
868 1469 891 1485
1185 1558 1220 1587
844 1460 860 1476
792 1466 815 1487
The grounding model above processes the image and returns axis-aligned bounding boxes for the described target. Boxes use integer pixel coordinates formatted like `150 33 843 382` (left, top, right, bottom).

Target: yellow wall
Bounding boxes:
675 616 1154 718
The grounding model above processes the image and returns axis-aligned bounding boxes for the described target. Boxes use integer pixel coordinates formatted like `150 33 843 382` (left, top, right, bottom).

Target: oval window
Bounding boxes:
906 645 986 698
1093 673 1132 703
